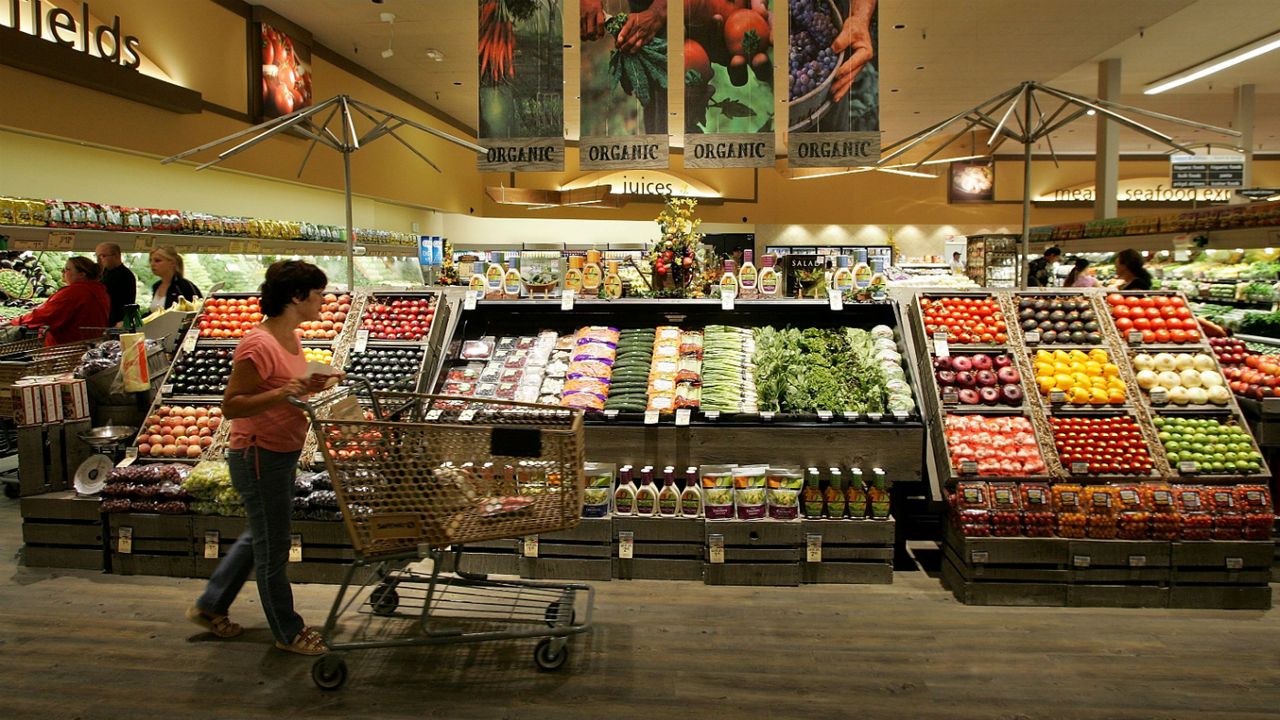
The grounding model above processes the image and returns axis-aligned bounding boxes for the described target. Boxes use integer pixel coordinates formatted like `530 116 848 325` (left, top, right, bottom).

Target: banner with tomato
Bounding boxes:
254 19 313 121
478 0 565 172
683 0 775 169
579 1 670 170
786 0 879 167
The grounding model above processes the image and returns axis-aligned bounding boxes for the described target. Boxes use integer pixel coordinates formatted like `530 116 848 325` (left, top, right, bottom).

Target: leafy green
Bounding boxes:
752 326 892 413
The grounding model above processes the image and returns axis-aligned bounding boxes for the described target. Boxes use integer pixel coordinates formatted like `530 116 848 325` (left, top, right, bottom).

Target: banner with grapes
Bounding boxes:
578 1 670 170
786 0 880 167
478 0 565 172
683 0 775 168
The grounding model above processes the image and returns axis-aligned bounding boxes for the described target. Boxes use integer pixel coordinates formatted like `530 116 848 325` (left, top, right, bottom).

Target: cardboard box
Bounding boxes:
59 378 90 421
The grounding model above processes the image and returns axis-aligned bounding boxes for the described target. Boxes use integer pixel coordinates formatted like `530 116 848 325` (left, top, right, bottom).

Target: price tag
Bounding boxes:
561 289 575 311
247 240 262 253
289 534 302 562
463 292 478 311
721 293 735 311
604 409 619 420
893 409 908 421
523 536 539 558
117 526 132 554
47 231 75 249
644 409 660 425
1128 555 1147 568
760 411 775 423
1179 460 1199 474
828 289 843 312
1225 557 1244 570
1128 331 1144 344
932 331 950 358
703 410 720 422
117 447 138 468
1149 387 1169 405
1070 462 1089 475
942 387 959 405
805 534 822 563
1049 389 1066 404
970 550 989 564
959 460 978 475
708 534 725 564
181 331 198 353
12 238 44 251
158 385 174 399
203 530 220 559
458 408 477 423
842 411 858 422
618 531 634 560
133 234 157 252
229 241 245 253
1024 330 1040 345
354 329 370 353
867 412 884 422
425 409 443 421
675 408 691 426
817 410 833 422
1073 554 1091 568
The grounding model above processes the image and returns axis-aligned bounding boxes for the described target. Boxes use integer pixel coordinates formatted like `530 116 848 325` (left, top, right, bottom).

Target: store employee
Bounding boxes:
95 242 136 327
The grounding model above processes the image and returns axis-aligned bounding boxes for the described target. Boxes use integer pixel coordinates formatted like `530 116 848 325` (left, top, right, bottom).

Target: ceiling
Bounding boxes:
248 0 1280 155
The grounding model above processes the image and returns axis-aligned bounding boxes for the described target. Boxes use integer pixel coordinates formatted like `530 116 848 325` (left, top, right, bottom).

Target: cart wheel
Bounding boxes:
533 638 569 672
544 601 576 628
2 483 18 499
370 584 399 616
311 655 348 691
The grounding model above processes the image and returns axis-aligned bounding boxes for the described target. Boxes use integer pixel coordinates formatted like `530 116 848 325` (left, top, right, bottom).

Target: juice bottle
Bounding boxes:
758 255 780 299
680 466 702 518
825 468 847 519
634 466 659 517
658 466 680 518
869 467 891 519
802 467 824 519
846 467 869 519
613 466 636 516
738 249 758 299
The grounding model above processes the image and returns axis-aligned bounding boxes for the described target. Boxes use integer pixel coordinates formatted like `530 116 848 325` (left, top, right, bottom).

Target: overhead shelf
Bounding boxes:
0 224 415 257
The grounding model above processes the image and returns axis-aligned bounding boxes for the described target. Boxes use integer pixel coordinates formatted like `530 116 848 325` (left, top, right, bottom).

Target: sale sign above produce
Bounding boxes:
578 0 669 170
478 0 565 172
786 0 880 167
683 0 775 168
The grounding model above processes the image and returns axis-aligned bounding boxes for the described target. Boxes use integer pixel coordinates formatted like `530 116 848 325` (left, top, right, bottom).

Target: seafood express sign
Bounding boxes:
478 0 565 172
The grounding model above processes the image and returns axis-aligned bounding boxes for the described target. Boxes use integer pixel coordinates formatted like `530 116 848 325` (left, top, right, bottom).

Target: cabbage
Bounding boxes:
887 393 916 412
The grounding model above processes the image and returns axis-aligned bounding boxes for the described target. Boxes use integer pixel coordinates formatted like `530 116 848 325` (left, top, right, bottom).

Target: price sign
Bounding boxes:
523 536 539 558
560 289 575 311
117 447 138 468
932 331 950 358
816 410 833 422
1225 557 1244 570
458 408 477 423
160 384 174 396
703 410 720 422
721 293 735 311
462 292 478 311
247 240 262 253
181 331 198 353
1128 331 1144 344
1049 390 1066 404
708 534 725 564
604 409 619 420
1149 387 1169 404
354 329 370 353
842 411 858 422
644 409 659 425
229 241 245 254
117 526 133 554
867 412 884 422
289 534 302 562
1070 462 1089 475
1128 555 1147 568
942 387 959 405
959 460 978 475
893 409 908 421
760 411 775 423
425 409 443 421
828 289 844 312
12 238 44 251
805 534 823 563
204 530 221 559
1179 460 1199 474
47 231 75 249
618 531 634 560
970 550 989 564
675 408 691 426
1024 331 1040 345
133 234 157 252
1073 555 1091 568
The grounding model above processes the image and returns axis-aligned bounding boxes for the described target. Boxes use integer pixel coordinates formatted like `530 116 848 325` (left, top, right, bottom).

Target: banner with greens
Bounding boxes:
578 1 669 170
478 0 565 172
683 0 775 168
786 0 880 167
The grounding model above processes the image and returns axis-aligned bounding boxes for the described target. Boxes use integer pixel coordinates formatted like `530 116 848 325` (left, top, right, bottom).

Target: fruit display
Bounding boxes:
1130 351 1230 406
919 295 1008 344
1031 348 1126 406
298 293 352 341
933 352 1023 407
1210 337 1280 399
343 346 425 391
360 295 436 341
197 295 262 339
167 347 234 397
943 414 1047 477
1153 415 1264 475
1105 292 1201 345
1014 295 1102 345
303 347 333 365
134 405 223 459
1048 415 1153 476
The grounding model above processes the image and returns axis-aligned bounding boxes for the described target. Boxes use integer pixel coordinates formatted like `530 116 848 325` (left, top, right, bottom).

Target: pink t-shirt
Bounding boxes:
229 327 310 452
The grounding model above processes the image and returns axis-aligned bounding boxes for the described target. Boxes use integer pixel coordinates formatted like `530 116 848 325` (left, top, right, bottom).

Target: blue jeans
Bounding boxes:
197 446 303 645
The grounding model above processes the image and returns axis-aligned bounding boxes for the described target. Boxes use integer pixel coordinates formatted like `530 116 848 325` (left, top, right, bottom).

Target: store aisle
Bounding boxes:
1 496 1277 720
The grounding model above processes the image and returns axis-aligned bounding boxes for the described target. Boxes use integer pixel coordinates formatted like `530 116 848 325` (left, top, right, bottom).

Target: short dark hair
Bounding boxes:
259 260 328 317
67 256 100 281
1044 246 1062 258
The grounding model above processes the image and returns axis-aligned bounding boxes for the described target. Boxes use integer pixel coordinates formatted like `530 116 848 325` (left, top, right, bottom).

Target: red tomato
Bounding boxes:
1106 293 1125 306
1154 329 1172 343
1114 305 1132 318
1133 317 1151 330
1145 306 1162 318
1142 330 1156 343
1138 297 1156 309
1150 317 1166 329
1115 317 1134 330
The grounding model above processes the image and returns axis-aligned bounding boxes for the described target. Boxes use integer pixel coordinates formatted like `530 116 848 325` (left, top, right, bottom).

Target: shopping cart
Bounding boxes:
291 379 594 690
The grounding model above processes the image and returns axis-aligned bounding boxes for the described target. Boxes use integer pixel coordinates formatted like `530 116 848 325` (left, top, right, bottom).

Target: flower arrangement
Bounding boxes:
649 197 704 297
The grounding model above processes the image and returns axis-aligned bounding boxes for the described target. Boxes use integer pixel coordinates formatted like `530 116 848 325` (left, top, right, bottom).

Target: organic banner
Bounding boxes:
478 0 564 172
579 1 670 170
683 0 775 168
787 0 880 167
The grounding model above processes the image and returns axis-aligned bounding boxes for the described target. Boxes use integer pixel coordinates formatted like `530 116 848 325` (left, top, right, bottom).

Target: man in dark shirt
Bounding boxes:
1026 246 1061 288
95 242 136 326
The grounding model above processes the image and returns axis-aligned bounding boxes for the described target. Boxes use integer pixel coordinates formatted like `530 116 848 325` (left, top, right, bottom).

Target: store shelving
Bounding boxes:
0 223 415 257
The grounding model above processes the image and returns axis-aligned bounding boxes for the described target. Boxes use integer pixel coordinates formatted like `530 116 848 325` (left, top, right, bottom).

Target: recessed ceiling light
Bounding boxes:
913 111 920 114
893 24 906 29
453 81 462 86
890 88 899 92
915 65 925 70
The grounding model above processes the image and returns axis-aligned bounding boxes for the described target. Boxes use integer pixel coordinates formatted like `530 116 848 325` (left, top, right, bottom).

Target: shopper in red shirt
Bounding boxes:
11 256 109 346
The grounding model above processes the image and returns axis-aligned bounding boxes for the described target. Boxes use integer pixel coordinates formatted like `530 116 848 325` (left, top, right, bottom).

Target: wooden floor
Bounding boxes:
2 495 1278 720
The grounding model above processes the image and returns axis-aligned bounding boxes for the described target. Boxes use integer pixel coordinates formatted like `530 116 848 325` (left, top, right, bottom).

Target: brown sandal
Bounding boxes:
275 626 327 656
186 605 244 638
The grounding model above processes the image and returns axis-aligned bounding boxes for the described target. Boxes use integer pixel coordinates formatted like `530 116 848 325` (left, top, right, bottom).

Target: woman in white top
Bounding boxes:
149 246 202 311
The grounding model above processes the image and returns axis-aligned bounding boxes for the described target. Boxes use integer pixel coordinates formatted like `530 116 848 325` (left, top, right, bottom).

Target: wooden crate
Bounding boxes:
191 515 247 579
942 550 1069 607
107 513 194 577
191 516 364 585
800 518 895 584
20 491 105 570
520 518 613 581
613 516 704 581
441 538 522 576
17 423 67 497
703 521 801 587
1067 539 1172 585
941 525 1071 606
1170 540 1274 586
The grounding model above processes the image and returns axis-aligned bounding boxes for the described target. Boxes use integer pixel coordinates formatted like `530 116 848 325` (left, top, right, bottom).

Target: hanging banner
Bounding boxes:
683 0 775 168
578 1 669 170
478 0 564 172
786 0 880 167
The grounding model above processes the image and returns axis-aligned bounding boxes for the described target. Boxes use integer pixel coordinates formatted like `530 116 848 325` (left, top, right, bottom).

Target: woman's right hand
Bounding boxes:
278 378 309 399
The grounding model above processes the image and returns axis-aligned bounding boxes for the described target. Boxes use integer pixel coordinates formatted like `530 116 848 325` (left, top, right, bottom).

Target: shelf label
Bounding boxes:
603 409 619 420
1128 555 1147 568
117 526 132 554
458 408 477 423
1225 556 1244 570
160 383 174 396
1179 460 1199 474
1128 330 1144 344
229 241 245 253
805 534 823 563
959 460 978 475
892 409 908 421
289 534 303 562
523 535 539 558
1070 461 1089 475
932 331 950 358
1073 555 1091 568
1049 389 1066 404
47 231 75 249
181 331 198 353
1149 387 1169 405
708 534 724 564
462 292 478 311
721 293 735 311
703 410 720 422
117 447 138 468
942 387 959 405
12 238 44 251
1024 330 1040 345
618 531 634 560
816 410 833 422
760 411 775 423
675 408 691 426
644 409 659 425
425 409 443 422
827 289 843 312
841 411 858 422
970 550 989 564
867 412 884 422
353 329 370 353
203 530 220 559
560 289 575 311
246 240 262 253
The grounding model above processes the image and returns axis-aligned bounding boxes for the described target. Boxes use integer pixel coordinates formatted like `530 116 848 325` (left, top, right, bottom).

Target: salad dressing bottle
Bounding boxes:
582 249 603 297
613 466 636 516
758 255 780 299
657 466 680 517
502 255 523 299
832 255 855 295
485 252 506 298
846 467 869 519
680 466 702 518
825 468 847 519
634 466 659 517
719 259 739 299
869 467 891 519
467 261 488 298
802 467 824 519
602 261 623 300
564 255 585 295
738 249 758 299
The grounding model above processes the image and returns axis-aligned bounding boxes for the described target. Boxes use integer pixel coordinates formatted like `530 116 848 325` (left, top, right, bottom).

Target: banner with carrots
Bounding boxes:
683 0 775 169
478 0 565 172
578 1 670 170
786 0 880 167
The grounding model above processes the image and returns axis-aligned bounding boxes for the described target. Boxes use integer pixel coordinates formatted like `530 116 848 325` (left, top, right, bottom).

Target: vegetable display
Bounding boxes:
944 415 1046 477
1048 415 1153 476
1014 295 1102 345
934 352 1023 407
752 326 901 414
1153 415 1264 475
920 295 1008 344
604 329 654 412
1130 351 1230 406
701 325 757 413
359 295 434 342
1105 293 1201 345
1031 348 1126 406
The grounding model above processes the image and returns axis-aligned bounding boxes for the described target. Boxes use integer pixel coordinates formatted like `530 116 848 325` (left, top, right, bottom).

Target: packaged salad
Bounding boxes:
581 462 615 518
733 465 768 520
700 465 735 520
766 466 804 521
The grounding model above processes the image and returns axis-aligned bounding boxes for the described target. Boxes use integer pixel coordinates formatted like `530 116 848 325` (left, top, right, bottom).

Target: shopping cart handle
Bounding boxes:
286 375 384 421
